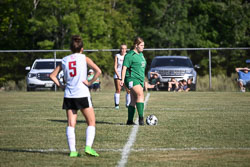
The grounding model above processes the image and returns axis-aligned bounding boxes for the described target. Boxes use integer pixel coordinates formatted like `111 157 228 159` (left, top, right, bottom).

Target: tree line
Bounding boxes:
0 0 249 85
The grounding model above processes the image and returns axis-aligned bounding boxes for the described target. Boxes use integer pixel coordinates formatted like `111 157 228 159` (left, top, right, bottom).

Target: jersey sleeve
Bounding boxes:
123 54 131 68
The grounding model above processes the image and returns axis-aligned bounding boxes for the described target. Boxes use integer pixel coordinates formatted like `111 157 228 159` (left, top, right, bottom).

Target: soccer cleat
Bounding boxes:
115 106 119 110
139 117 144 126
69 151 81 157
85 146 99 157
126 120 136 125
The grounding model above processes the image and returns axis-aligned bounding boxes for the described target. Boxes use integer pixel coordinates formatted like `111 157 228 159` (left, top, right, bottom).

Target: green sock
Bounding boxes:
136 102 144 118
128 106 135 121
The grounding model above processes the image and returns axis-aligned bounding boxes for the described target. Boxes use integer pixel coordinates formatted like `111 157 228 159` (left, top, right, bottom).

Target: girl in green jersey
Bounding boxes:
121 37 146 125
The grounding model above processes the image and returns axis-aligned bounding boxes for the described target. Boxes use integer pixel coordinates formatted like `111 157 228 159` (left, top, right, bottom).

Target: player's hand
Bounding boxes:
83 80 90 86
120 81 124 87
126 89 130 94
60 85 65 91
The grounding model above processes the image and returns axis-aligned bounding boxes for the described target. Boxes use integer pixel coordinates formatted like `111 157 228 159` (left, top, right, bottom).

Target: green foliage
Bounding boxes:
0 0 249 84
197 74 238 92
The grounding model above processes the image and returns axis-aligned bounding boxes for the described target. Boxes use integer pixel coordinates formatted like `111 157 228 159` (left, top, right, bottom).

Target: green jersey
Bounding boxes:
123 50 146 83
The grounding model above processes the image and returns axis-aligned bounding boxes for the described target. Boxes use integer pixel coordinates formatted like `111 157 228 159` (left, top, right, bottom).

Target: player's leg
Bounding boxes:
126 90 136 125
131 84 144 125
168 82 172 91
66 109 80 157
144 81 149 92
81 106 99 157
238 79 245 92
114 79 121 109
175 82 179 90
124 84 131 107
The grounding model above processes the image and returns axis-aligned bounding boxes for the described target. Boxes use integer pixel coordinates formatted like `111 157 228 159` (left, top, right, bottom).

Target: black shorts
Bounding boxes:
63 97 92 110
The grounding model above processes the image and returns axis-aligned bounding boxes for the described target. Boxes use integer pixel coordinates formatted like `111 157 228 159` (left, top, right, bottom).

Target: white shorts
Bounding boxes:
239 79 250 86
114 72 122 79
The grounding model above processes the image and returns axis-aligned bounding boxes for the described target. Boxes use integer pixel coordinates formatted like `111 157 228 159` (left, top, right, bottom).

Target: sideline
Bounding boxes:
116 93 151 167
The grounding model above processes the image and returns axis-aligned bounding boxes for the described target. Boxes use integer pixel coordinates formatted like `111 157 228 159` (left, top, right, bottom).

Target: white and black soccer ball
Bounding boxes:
146 115 158 125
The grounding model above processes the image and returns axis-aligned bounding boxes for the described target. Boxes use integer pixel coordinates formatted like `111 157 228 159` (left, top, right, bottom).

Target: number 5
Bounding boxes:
69 61 77 77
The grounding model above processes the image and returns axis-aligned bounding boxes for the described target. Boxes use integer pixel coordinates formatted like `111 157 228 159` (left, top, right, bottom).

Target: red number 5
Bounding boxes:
69 61 77 77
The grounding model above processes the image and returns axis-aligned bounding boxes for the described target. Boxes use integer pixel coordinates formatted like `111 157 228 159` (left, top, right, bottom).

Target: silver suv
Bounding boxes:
148 56 199 90
25 59 63 91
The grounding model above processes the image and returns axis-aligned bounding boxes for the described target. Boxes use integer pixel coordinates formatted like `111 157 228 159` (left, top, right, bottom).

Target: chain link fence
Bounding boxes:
0 48 250 91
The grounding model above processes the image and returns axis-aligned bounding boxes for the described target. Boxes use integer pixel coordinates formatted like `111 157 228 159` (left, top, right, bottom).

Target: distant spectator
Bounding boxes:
235 67 250 92
168 78 178 91
149 72 160 85
178 79 188 92
145 72 160 91
88 69 100 92
186 78 195 92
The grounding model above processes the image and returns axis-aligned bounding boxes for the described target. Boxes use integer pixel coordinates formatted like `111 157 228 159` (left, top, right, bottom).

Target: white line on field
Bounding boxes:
116 93 151 167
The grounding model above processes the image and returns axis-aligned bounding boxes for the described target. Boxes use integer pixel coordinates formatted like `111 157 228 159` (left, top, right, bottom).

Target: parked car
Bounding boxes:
25 59 63 91
148 56 199 90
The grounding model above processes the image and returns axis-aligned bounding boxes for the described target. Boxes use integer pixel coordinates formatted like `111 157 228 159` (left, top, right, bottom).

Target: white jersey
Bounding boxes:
114 53 125 79
62 53 90 98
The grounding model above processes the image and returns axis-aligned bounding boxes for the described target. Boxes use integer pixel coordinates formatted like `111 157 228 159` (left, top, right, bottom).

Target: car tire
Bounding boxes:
27 87 31 91
27 87 35 91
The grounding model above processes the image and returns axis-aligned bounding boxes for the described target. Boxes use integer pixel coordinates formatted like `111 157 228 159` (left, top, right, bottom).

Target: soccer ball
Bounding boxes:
146 115 158 125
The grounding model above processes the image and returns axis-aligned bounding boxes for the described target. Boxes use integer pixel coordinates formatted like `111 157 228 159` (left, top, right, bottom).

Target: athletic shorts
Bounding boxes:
89 83 100 89
113 73 121 80
63 97 92 110
114 69 122 79
239 79 250 86
125 77 144 89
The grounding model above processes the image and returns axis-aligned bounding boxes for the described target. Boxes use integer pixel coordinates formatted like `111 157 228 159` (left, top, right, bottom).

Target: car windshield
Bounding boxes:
151 58 193 68
33 61 61 69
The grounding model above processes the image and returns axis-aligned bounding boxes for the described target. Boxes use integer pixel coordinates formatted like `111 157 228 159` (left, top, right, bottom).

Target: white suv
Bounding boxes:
25 59 63 91
148 56 199 90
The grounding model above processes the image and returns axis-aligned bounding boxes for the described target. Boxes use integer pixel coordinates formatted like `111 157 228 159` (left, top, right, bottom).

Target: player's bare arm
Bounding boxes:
114 55 120 79
120 66 127 87
50 64 65 89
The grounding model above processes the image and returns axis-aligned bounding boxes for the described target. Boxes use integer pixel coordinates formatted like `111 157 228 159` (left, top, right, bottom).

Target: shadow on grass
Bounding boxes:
0 148 67 156
48 119 125 125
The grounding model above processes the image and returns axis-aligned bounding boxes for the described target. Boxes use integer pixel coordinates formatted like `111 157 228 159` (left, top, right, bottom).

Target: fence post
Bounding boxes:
209 49 212 90
54 51 57 92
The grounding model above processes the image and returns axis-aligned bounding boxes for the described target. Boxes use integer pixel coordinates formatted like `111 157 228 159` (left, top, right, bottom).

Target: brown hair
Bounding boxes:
132 37 144 49
70 35 83 53
120 44 127 49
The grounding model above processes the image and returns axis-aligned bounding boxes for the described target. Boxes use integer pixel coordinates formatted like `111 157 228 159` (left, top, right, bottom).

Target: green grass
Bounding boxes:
0 91 250 167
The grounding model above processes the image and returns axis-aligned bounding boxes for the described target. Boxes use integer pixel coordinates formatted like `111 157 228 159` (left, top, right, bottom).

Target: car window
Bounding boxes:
33 61 61 69
151 58 193 68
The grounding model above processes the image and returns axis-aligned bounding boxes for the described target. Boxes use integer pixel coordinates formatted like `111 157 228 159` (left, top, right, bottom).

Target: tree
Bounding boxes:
0 0 249 85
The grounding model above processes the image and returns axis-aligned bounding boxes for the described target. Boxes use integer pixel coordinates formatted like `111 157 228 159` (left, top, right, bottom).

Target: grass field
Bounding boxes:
0 90 250 167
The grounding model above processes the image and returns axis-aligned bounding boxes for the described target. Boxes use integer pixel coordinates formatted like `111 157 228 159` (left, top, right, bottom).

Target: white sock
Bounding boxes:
114 93 120 106
66 126 76 152
86 126 95 147
126 93 131 106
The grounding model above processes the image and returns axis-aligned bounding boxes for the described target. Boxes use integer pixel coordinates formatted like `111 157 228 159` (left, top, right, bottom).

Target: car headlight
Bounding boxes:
28 73 37 78
151 69 159 73
185 69 193 74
